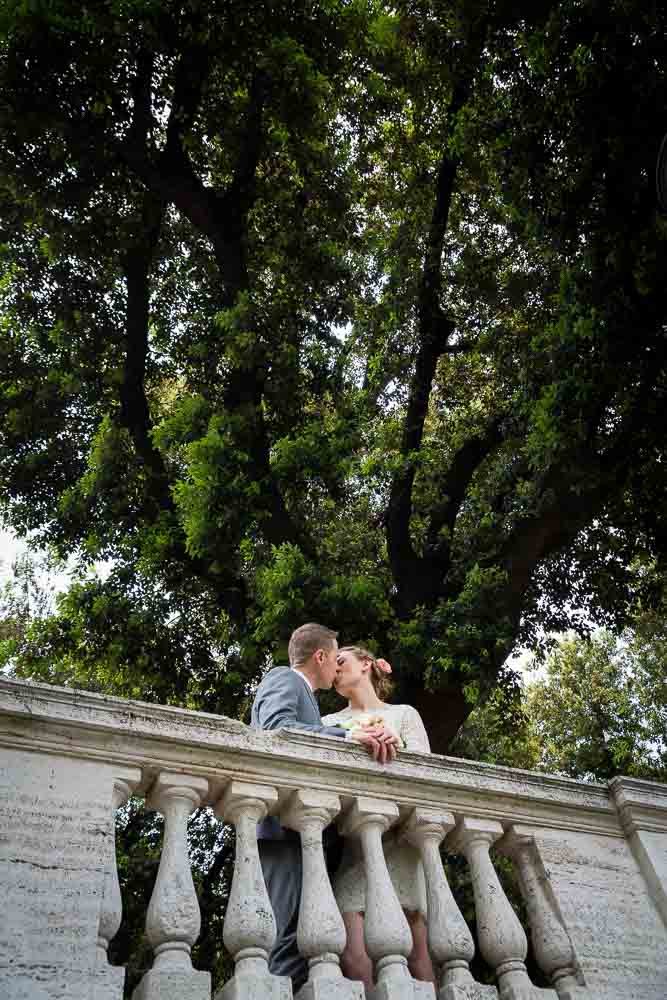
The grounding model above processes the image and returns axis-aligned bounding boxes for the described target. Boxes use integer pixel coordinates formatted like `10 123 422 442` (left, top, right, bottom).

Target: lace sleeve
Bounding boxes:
400 706 431 752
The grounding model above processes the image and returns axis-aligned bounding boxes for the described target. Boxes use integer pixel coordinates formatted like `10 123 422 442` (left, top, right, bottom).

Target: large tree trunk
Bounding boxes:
403 681 472 755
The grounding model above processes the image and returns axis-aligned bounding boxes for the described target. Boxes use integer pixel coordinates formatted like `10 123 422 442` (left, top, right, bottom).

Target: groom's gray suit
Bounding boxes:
251 666 346 991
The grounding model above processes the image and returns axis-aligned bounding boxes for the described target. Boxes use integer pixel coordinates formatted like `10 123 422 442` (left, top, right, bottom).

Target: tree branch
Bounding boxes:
500 451 613 608
481 354 665 639
119 32 241 285
116 50 249 617
387 58 484 605
121 45 308 558
119 199 248 616
119 191 167 490
225 69 269 222
121 46 270 299
426 417 505 567
386 320 451 598
119 47 169 493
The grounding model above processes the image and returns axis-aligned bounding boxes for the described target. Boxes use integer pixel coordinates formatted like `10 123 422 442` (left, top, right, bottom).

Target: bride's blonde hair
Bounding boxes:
339 646 393 701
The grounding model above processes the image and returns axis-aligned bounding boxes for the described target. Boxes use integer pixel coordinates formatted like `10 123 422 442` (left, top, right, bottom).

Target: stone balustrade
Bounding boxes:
1 678 666 1000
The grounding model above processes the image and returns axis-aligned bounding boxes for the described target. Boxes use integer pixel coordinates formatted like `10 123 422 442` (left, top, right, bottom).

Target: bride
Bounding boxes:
322 646 436 991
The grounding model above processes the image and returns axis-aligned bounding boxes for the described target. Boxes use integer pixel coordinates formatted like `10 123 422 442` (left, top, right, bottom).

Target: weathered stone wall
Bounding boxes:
0 748 116 1000
533 827 667 999
0 677 666 1000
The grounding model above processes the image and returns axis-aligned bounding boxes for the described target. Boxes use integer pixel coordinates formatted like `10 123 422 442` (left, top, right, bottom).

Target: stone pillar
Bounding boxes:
214 780 291 1000
447 818 534 1000
96 766 142 1000
611 776 667 930
498 826 587 1000
132 772 211 1000
401 808 497 1000
340 796 435 1000
280 789 364 1000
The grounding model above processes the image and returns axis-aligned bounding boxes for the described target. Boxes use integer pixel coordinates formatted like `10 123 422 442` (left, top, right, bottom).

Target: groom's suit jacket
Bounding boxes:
251 665 346 840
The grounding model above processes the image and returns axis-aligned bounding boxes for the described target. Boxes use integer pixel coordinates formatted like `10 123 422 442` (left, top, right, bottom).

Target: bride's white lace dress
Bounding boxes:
321 703 431 916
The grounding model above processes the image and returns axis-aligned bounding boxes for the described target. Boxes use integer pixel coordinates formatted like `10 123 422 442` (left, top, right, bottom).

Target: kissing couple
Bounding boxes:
251 622 436 994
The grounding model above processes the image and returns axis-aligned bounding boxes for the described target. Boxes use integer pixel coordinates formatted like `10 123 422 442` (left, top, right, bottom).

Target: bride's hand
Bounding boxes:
350 723 400 763
359 720 400 741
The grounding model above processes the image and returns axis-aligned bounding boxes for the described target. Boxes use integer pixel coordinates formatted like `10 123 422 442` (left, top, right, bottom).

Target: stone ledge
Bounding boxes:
0 676 620 836
610 776 667 834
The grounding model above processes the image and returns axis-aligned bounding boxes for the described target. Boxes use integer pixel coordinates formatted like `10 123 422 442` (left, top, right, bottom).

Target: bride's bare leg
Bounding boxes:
340 910 374 990
405 909 436 984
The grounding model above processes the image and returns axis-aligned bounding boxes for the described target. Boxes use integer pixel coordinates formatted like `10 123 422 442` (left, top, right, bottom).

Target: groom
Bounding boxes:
251 622 398 993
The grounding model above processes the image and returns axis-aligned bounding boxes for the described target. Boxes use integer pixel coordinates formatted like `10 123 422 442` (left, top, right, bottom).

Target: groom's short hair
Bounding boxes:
288 623 338 668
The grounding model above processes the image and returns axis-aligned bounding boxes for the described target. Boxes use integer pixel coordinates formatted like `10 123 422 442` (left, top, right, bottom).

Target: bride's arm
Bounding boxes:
400 706 431 752
324 712 401 761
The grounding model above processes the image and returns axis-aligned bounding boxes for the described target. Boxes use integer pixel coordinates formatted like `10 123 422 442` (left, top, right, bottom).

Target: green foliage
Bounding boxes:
453 566 667 783
442 849 549 988
0 548 59 664
0 551 246 717
450 677 541 771
1 0 666 752
393 565 515 700
254 542 393 654
525 628 667 782
111 801 235 994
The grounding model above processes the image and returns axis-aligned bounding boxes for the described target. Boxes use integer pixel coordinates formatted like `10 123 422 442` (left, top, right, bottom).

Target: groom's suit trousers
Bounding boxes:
258 829 343 992
250 666 346 991
259 840 305 989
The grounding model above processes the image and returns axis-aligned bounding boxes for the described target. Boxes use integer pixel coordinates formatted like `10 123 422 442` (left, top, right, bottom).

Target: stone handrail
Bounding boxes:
0 676 666 1000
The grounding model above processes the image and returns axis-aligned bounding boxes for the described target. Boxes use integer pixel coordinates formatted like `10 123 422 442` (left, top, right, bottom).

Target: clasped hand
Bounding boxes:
349 721 400 763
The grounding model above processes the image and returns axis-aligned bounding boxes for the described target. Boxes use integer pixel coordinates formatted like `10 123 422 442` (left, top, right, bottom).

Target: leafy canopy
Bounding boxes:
453 563 667 782
1 0 667 748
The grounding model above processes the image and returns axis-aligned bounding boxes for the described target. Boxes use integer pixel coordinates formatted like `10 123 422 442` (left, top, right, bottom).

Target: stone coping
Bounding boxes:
0 675 650 837
609 774 667 834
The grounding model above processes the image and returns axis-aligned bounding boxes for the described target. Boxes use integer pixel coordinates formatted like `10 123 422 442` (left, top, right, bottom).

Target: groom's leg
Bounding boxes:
259 839 308 993
323 822 343 878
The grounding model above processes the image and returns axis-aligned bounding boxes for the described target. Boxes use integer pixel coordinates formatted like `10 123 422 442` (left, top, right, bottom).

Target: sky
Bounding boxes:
0 528 24 580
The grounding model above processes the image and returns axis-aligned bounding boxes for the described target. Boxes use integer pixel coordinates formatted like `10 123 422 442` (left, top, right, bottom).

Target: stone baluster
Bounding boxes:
447 818 534 1000
498 827 587 1000
340 796 435 1000
280 789 364 1000
132 772 211 1000
96 766 142 1000
401 808 496 1000
214 780 291 1000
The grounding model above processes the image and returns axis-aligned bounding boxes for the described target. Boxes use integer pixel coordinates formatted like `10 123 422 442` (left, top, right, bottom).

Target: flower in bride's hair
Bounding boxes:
376 658 392 674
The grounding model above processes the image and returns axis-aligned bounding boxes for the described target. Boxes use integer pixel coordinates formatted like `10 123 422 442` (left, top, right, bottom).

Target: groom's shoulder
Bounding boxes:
255 664 295 694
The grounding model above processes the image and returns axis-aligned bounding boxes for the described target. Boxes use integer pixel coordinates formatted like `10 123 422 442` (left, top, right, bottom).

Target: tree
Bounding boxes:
451 631 667 782
524 627 667 782
449 675 541 771
452 564 667 782
1 0 667 749
0 548 59 657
